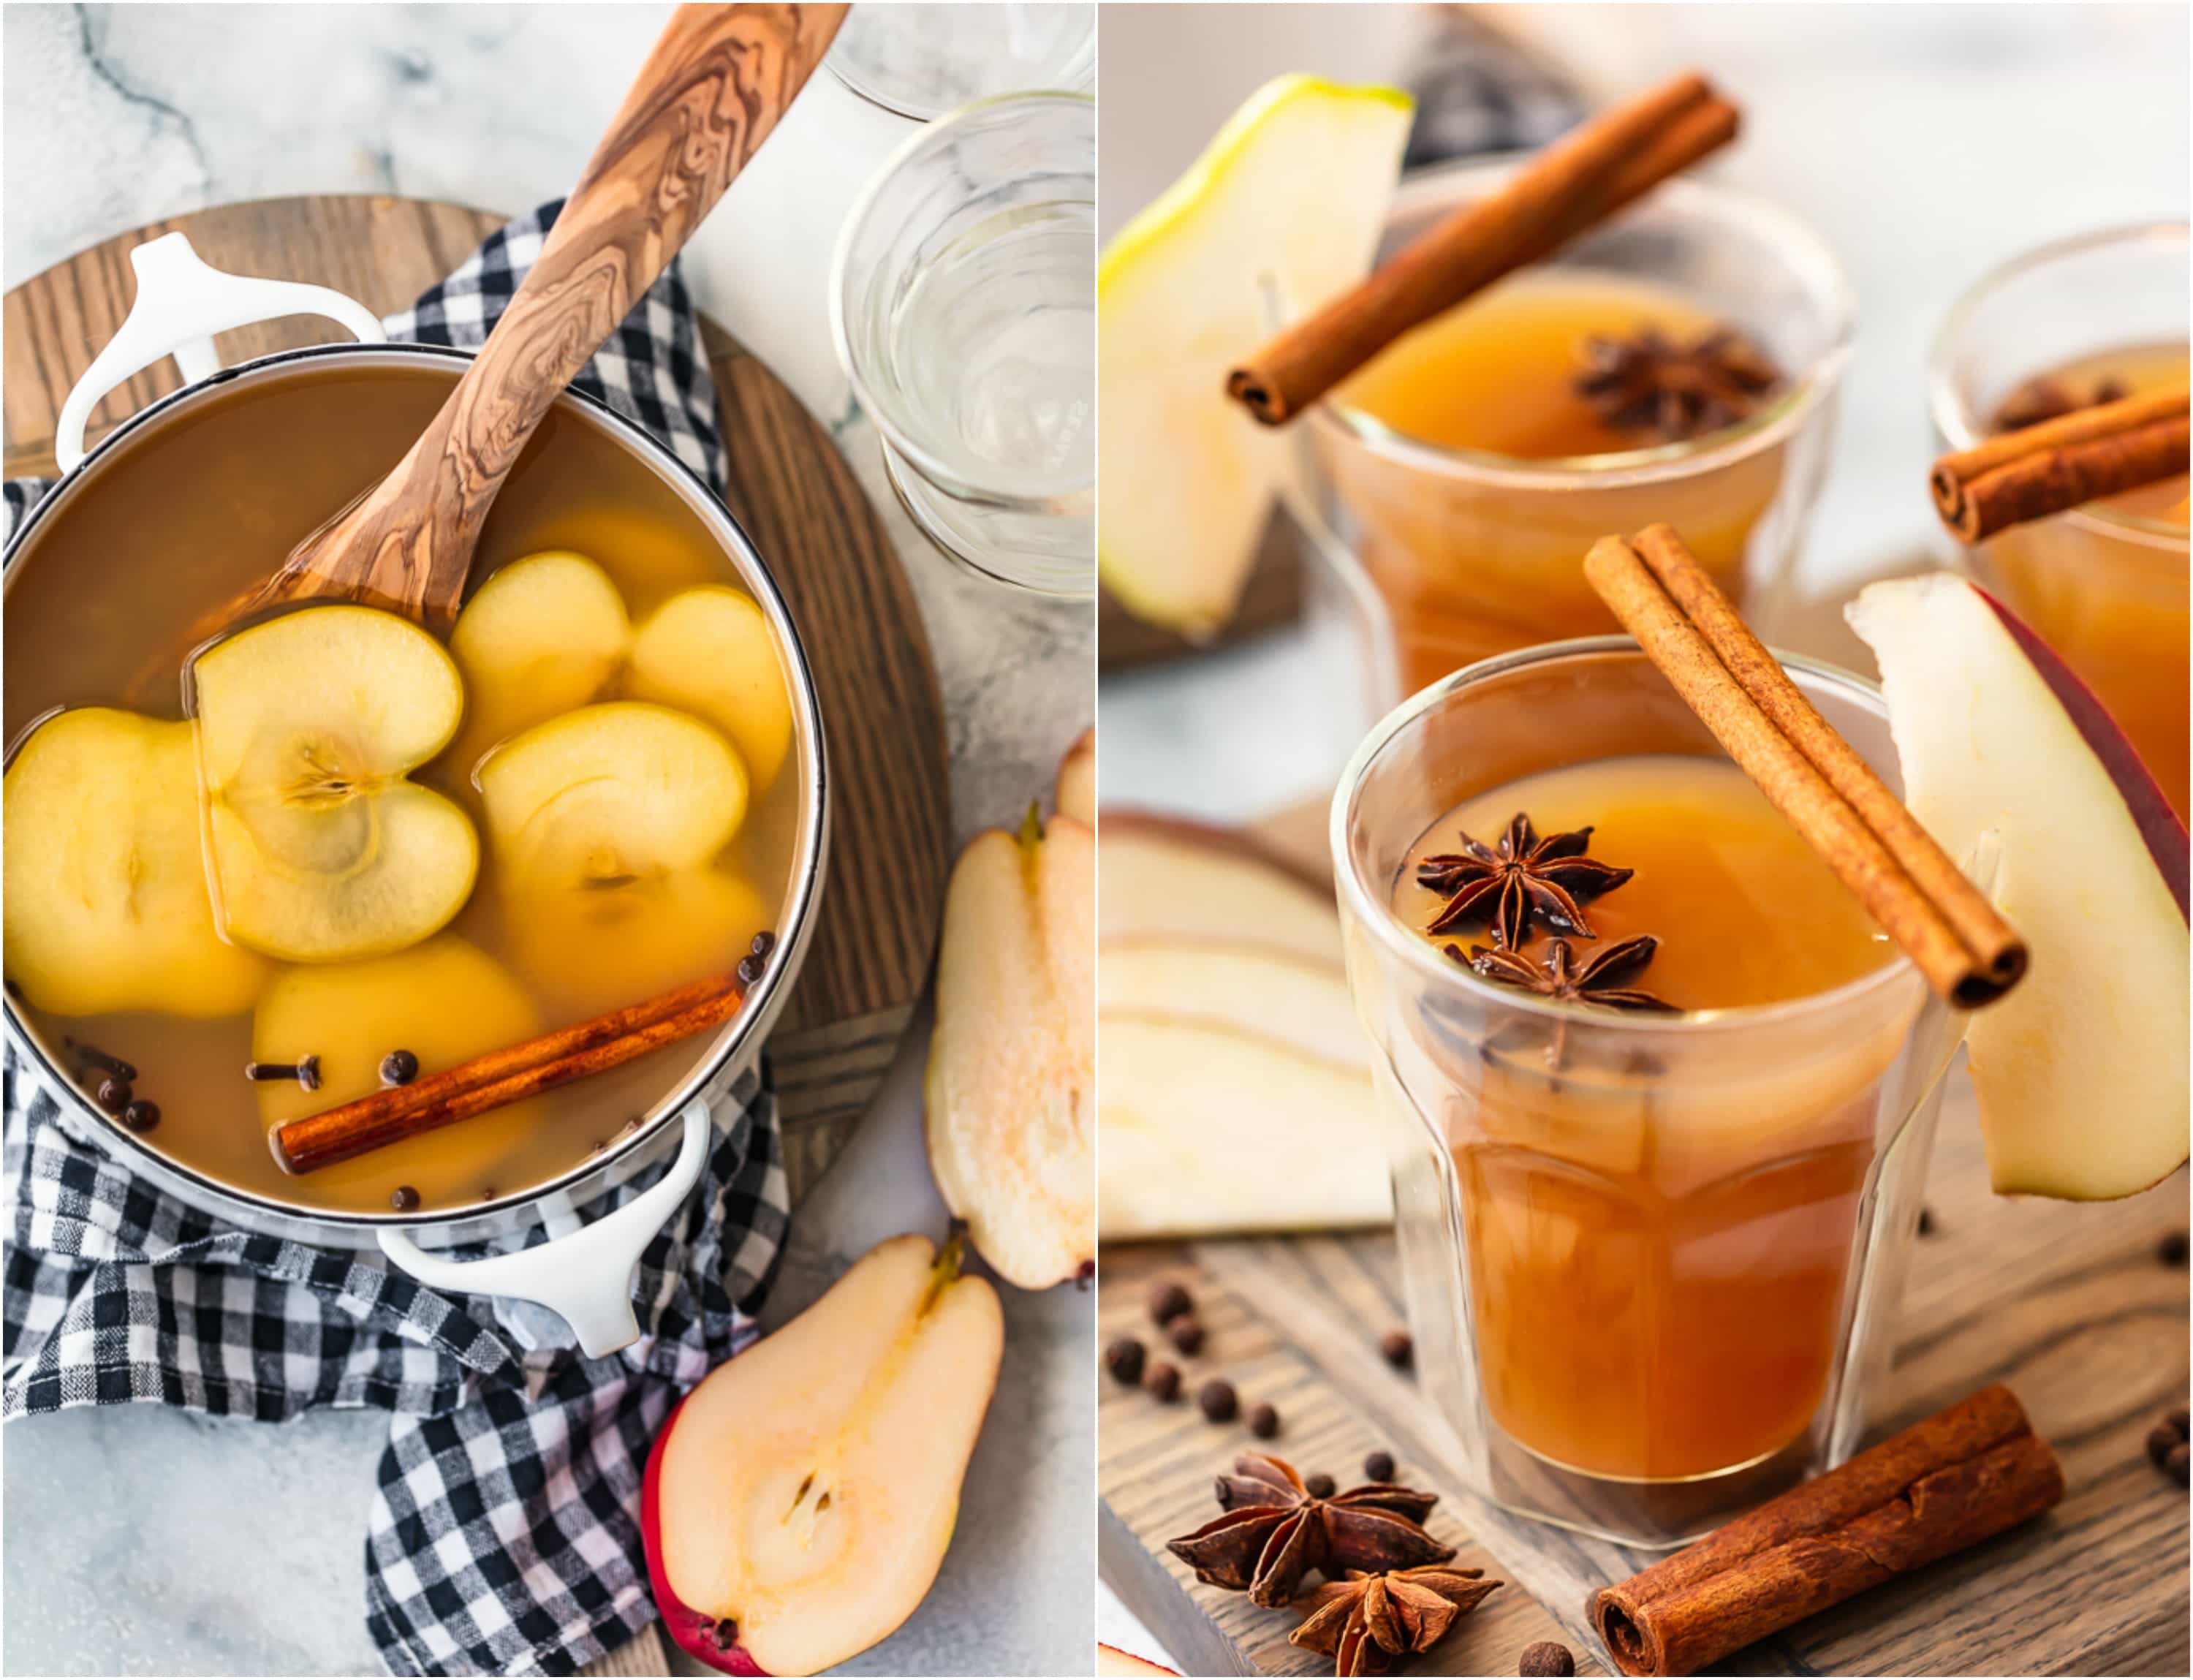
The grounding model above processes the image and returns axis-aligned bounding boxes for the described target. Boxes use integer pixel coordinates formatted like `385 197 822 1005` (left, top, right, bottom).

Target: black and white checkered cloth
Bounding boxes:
3 200 792 1676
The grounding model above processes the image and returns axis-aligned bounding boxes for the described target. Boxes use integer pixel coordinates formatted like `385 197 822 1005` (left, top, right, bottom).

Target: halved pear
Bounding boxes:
4 708 268 1018
253 934 545 1197
481 703 756 1015
193 605 477 963
1055 726 1095 826
626 586 795 793
925 810 1095 1289
1099 76 1412 635
447 550 632 771
644 1233 1003 1676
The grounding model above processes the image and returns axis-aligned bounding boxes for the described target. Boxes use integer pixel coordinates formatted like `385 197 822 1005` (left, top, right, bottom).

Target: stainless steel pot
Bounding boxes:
1 235 830 1355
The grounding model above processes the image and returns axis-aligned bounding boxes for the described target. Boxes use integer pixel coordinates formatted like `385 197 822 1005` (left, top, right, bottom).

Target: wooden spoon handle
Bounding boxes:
258 3 844 629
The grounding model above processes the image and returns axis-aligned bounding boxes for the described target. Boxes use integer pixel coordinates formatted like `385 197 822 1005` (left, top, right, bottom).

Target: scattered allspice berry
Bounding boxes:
1380 1328 1414 1369
1364 1449 1396 1482
1248 1401 1280 1439
1167 1317 1206 1355
1917 1206 1937 1237
1520 1641 1576 1676
2158 1230 2188 1268
1105 1337 1146 1385
390 1185 420 1213
1145 1361 1182 1402
1148 1279 1193 1324
2148 1407 2191 1486
1304 1472 1337 1499
120 1100 161 1134
1198 1379 1238 1423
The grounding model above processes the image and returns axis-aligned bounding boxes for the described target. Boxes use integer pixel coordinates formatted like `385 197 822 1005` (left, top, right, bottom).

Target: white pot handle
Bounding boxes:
55 231 386 472
377 1100 713 1358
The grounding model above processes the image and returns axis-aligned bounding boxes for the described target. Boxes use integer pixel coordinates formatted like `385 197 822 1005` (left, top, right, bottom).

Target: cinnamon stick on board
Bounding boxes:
1584 525 2026 1007
1227 70 1739 426
1590 1385 2064 1678
272 972 746 1174
1931 382 2190 542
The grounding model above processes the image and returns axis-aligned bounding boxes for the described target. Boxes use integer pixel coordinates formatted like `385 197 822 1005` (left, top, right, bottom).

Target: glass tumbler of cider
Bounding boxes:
1928 224 2189 817
1301 162 1852 701
1330 640 1965 1549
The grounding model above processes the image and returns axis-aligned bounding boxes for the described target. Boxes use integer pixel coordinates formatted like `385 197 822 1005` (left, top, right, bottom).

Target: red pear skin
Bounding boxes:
642 1391 770 1676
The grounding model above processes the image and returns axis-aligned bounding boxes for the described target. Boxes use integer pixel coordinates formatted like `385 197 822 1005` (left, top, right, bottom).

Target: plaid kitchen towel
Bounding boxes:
2 200 790 1676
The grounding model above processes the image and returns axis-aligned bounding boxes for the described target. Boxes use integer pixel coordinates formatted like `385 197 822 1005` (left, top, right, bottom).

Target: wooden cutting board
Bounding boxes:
1 194 950 1209
1098 800 2191 1677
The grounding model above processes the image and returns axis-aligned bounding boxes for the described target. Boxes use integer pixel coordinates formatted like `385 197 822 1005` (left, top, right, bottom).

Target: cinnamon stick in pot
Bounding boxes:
1227 70 1740 426
1590 1385 2064 1677
1931 382 2190 542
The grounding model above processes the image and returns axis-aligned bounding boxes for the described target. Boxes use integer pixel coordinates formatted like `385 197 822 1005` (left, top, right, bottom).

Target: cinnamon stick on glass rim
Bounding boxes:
1226 69 1740 427
271 972 748 1175
1931 381 2190 542
1583 523 2026 1006
1590 1385 2063 1679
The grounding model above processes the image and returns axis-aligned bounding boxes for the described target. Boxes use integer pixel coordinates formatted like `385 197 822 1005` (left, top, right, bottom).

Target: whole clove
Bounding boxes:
246 1055 320 1091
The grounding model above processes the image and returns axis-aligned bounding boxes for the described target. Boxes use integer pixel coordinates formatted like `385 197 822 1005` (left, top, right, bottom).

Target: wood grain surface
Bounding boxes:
1098 806 2190 1677
1 193 949 1212
255 4 845 631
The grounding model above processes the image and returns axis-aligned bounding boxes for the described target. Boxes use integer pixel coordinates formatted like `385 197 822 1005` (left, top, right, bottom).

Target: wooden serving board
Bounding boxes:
2 194 950 1209
1098 802 2191 1678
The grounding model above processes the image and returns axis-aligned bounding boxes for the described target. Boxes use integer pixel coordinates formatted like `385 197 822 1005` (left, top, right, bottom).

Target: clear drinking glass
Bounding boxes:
825 3 1094 122
1330 640 1964 1550
1303 162 1853 700
832 91 1094 595
1928 224 2190 818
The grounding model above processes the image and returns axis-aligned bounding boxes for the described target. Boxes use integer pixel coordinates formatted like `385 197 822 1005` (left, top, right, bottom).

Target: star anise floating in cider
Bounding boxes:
1575 325 1785 444
1416 813 1635 949
1289 1564 1504 1678
1167 1453 1455 1609
1457 935 1676 1014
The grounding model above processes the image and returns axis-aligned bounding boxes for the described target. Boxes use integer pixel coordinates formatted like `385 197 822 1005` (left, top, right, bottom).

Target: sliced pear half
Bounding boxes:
1099 75 1412 635
4 708 269 1018
481 703 757 1016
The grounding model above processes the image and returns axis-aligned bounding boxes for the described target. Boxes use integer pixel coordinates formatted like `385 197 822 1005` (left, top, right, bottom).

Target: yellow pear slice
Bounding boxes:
1099 76 1412 635
626 585 795 792
925 810 1095 1288
253 935 544 1199
193 605 478 963
646 1233 1003 1677
480 703 755 1016
4 708 269 1018
447 550 632 771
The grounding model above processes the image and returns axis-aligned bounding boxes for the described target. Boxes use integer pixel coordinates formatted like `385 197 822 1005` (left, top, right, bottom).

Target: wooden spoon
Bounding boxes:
232 2 844 636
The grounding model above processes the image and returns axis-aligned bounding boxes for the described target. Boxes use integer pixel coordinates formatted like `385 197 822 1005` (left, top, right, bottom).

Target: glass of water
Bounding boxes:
825 3 1094 122
832 91 1094 596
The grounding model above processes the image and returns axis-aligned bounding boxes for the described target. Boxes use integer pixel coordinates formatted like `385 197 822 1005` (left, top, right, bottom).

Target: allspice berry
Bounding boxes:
1520 1641 1575 1676
1363 1448 1396 1482
1166 1317 1206 1355
2148 1420 2181 1469
1148 1279 1193 1324
1144 1361 1181 1402
94 1076 132 1115
1105 1336 1146 1385
2159 1230 2189 1268
1304 1472 1336 1499
1248 1401 1280 1439
1379 1328 1414 1369
2170 1443 2191 1488
1197 1378 1238 1423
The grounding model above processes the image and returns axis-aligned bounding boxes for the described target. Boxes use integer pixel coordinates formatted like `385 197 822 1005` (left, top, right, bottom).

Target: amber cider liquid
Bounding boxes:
2 360 800 1215
1966 341 2189 817
1321 270 1789 693
1393 756 1901 1480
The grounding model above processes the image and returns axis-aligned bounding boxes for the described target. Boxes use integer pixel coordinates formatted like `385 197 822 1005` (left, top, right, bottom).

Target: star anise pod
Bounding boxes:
1991 373 2129 434
1167 1453 1455 1608
1417 814 1634 949
1575 326 1784 443
1455 935 1677 1073
1290 1565 1504 1677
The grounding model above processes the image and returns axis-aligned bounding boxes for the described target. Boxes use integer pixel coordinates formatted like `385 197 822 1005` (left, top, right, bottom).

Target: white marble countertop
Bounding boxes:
1 5 1091 1676
1096 4 2186 1671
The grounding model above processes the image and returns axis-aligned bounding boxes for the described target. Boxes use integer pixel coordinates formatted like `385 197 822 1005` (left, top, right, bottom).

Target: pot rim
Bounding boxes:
2 339 831 1232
